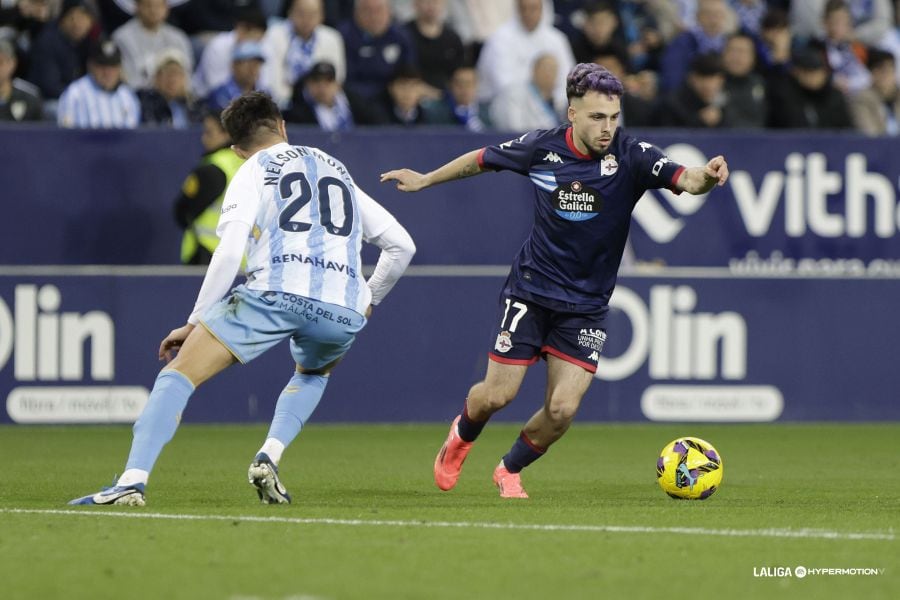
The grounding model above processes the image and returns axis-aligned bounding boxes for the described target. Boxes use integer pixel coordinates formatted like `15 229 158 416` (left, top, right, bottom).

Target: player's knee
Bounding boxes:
545 396 580 424
482 385 517 412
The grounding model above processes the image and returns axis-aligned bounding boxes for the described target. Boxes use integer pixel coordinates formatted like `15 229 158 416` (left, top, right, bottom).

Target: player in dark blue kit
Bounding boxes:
381 63 730 498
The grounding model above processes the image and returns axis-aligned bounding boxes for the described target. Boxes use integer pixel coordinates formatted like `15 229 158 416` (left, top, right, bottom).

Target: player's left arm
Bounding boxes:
159 220 250 361
674 155 730 194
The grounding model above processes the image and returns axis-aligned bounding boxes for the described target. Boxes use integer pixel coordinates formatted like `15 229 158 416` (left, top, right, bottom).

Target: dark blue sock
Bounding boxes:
456 403 488 443
502 432 546 473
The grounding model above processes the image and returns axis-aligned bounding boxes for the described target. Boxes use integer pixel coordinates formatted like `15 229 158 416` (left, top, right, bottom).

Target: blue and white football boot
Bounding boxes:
248 453 291 504
68 481 146 507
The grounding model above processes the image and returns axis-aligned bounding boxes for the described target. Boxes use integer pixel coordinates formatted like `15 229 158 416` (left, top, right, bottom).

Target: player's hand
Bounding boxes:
380 168 429 192
704 155 729 186
159 324 195 362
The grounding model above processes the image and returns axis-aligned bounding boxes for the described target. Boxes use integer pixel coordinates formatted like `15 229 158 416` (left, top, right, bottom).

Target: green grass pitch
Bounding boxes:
1 423 897 600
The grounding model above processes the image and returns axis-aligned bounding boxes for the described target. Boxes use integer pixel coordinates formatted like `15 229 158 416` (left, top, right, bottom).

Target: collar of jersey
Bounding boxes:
565 127 594 161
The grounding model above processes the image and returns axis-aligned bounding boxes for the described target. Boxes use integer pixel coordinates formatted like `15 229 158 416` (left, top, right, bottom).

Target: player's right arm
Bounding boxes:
379 149 485 192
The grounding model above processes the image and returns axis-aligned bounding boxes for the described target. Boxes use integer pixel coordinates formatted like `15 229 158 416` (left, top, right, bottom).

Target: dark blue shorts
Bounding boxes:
487 283 608 373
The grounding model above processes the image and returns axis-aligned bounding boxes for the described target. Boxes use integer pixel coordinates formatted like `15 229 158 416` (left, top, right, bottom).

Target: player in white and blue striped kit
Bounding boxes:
70 92 416 506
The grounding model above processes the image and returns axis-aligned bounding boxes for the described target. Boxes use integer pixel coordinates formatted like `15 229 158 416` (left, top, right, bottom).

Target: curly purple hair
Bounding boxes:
566 63 624 101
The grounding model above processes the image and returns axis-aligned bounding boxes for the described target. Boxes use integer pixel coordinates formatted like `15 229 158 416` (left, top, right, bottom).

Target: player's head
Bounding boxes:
566 63 624 155
221 91 286 156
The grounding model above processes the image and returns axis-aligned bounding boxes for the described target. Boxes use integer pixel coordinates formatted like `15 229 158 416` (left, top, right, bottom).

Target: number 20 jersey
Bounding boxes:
217 142 397 315
478 125 686 307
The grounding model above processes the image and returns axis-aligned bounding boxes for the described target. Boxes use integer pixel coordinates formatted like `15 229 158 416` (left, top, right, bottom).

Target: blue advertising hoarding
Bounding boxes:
1 128 899 269
0 268 896 424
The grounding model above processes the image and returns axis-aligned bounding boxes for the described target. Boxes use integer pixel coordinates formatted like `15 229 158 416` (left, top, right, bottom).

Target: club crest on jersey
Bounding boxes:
494 331 513 353
551 181 603 221
601 154 618 176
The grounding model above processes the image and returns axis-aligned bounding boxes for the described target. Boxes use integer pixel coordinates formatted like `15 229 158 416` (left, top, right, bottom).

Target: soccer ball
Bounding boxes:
656 437 723 500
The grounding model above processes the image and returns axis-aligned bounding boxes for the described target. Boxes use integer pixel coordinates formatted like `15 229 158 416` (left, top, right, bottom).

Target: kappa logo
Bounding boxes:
589 351 600 362
543 151 563 164
638 142 653 153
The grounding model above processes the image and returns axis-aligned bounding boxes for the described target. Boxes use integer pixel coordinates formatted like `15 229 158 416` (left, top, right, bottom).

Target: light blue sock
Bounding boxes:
125 369 194 473
265 372 328 451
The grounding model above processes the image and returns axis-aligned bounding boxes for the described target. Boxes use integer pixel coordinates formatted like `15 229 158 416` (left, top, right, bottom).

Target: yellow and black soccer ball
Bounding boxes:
656 437 723 500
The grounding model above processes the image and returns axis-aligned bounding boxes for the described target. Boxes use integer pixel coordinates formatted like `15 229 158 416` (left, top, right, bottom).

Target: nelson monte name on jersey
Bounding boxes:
477 125 685 307
219 142 397 315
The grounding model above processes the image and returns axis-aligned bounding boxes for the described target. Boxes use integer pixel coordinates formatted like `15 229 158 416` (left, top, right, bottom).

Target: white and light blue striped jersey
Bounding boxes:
57 75 141 129
218 142 397 314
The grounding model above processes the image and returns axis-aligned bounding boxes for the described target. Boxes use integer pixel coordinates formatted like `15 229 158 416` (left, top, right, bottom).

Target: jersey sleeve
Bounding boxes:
356 185 398 242
476 131 538 176
630 140 686 192
216 161 261 236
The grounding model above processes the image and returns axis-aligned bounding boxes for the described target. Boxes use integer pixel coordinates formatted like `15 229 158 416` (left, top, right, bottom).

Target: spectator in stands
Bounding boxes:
138 48 198 128
592 48 656 127
879 2 900 82
167 0 248 36
767 46 854 129
0 0 50 31
659 0 735 92
422 64 491 130
193 7 268 100
263 0 346 108
721 31 766 128
57 39 140 128
810 0 872 96
620 0 682 47
0 0 52 65
476 0 575 110
112 0 193 89
0 38 42 121
756 8 793 74
791 0 894 47
322 0 355 28
283 60 379 128
850 49 900 135
404 0 464 94
173 110 243 265
379 63 427 125
729 0 767 34
27 0 96 99
205 40 266 112
617 1 673 73
657 53 726 128
95 0 135 33
567 1 628 65
339 0 415 101
490 53 563 132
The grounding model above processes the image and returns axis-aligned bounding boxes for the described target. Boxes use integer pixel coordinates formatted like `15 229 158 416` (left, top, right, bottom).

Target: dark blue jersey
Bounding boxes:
478 124 685 307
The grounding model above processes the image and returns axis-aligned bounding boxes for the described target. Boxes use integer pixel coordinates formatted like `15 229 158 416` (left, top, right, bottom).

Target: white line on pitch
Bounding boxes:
0 508 894 541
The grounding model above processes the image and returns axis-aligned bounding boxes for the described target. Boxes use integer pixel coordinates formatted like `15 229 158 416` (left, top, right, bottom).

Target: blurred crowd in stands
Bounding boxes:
0 0 898 135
